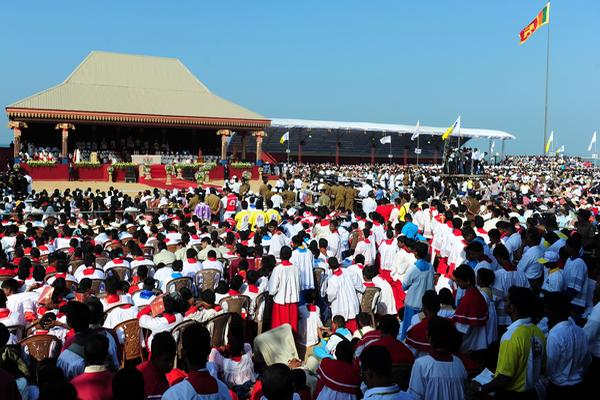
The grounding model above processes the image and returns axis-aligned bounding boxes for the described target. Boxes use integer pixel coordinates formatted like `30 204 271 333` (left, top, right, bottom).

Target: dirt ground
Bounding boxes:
32 179 270 194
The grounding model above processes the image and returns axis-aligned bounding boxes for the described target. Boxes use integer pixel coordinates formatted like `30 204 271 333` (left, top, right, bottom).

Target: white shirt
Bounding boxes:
516 245 544 280
408 355 467 400
298 304 323 346
583 302 600 358
363 385 412 399
362 197 377 215
291 246 315 291
563 257 588 307
546 319 591 386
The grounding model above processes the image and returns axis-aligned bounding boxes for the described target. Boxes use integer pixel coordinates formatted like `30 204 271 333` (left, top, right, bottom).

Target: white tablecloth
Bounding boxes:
131 154 162 164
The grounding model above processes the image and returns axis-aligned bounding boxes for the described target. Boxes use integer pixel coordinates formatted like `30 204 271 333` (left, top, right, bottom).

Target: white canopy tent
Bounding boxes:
270 118 515 140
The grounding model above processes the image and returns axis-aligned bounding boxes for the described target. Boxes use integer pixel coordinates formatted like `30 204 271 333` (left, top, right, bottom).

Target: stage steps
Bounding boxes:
150 164 166 178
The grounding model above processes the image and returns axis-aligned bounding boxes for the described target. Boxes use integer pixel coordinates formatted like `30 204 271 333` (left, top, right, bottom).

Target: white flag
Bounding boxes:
380 135 391 144
556 145 565 154
588 131 597 152
411 120 420 141
279 131 289 144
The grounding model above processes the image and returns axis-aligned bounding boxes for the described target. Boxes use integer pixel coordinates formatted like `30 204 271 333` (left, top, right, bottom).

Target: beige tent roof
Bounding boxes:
7 51 268 127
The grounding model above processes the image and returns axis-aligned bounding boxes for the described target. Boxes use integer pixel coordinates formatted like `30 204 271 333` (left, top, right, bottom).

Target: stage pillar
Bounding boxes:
335 141 340 165
240 132 247 160
253 130 266 165
403 147 408 165
55 123 75 160
8 121 27 159
298 141 302 164
434 148 439 165
217 129 231 163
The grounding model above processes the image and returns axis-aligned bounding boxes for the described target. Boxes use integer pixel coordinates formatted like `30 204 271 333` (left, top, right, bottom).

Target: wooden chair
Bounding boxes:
95 256 110 267
69 259 85 274
169 319 197 369
194 269 221 292
203 312 233 348
19 334 62 361
254 292 268 335
114 318 144 367
219 295 251 316
106 266 131 281
165 277 193 294
25 322 41 337
90 279 106 295
43 272 58 283
360 286 381 326
314 267 326 292
360 286 381 313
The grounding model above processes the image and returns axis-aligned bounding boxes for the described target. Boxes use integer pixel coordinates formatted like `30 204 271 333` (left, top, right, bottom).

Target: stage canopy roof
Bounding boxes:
6 51 270 129
270 118 515 140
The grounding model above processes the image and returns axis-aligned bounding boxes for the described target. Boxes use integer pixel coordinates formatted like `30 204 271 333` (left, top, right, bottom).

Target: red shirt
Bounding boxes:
137 360 170 399
370 335 415 364
70 369 114 400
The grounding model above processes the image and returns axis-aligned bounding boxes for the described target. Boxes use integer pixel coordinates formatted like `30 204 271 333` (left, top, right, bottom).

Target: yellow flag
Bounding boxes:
442 116 461 140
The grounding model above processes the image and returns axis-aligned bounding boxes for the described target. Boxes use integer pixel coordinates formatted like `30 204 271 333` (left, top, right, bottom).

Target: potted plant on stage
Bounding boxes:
194 170 206 185
107 165 115 182
165 164 176 186
143 163 152 180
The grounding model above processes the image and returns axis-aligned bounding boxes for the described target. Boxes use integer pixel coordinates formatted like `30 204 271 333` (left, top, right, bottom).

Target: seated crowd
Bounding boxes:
0 156 598 400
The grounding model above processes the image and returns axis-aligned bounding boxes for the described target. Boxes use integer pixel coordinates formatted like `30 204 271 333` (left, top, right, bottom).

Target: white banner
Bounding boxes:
414 148 422 155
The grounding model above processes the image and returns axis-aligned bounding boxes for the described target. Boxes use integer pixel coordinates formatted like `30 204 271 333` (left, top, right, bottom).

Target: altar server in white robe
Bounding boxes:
322 257 364 332
378 230 399 271
269 246 300 334
326 220 342 262
290 236 314 294
408 316 468 400
267 222 289 258
368 265 398 316
354 228 376 266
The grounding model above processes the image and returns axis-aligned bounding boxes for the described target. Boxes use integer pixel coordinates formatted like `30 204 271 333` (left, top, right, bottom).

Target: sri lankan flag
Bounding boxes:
519 2 550 44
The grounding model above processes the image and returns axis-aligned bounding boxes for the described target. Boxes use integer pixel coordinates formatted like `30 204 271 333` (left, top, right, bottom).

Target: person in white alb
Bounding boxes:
322 257 364 333
543 293 591 398
378 230 398 271
408 316 467 400
268 246 300 334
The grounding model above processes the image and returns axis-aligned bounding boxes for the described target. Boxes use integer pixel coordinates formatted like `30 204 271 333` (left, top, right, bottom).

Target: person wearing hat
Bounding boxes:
539 251 564 296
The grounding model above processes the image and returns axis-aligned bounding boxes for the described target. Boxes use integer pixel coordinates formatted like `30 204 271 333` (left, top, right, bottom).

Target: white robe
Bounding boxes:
291 247 315 291
323 269 363 320
378 239 398 271
268 262 300 305
373 276 397 316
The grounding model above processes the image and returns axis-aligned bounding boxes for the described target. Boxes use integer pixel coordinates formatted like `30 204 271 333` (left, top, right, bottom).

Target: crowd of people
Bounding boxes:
0 155 598 400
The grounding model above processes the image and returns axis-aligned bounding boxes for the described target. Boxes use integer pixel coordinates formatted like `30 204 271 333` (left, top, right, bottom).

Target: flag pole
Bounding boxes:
287 130 290 164
595 132 598 167
389 138 392 165
416 134 420 167
542 12 551 154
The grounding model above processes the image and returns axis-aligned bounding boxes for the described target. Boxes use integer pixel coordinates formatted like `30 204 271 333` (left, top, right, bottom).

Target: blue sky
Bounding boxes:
1 1 598 155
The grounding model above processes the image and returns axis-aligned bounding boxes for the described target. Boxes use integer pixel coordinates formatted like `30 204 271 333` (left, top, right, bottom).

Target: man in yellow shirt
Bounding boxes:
234 200 252 232
471 286 545 398
250 201 267 230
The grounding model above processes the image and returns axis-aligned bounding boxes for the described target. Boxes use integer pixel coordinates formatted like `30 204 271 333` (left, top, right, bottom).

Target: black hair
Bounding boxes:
453 264 476 286
360 345 391 377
